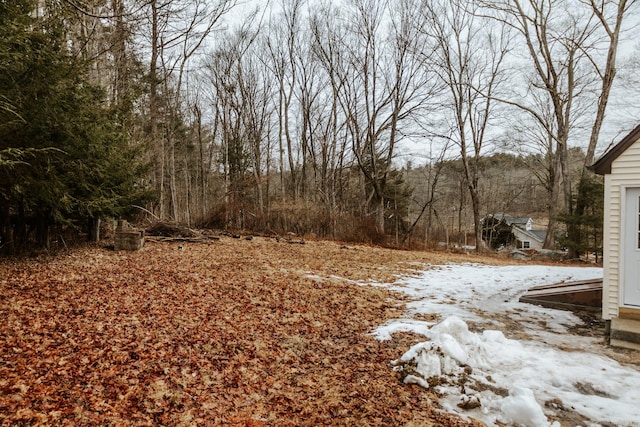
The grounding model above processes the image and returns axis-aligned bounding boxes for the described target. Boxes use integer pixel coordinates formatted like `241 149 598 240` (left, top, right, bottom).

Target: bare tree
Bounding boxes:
308 2 353 235
332 0 440 233
161 0 236 221
206 20 276 229
571 0 635 256
582 0 634 167
138 0 236 219
264 0 305 201
402 140 451 245
419 0 510 252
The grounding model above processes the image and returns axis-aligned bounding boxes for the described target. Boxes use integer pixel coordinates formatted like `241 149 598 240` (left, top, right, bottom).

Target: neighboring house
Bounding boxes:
482 213 546 250
593 124 640 350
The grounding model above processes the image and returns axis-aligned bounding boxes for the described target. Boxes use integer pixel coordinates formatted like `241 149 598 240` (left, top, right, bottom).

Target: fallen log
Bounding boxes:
145 235 220 243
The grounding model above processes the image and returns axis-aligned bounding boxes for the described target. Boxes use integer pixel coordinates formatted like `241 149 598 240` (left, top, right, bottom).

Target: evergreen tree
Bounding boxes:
557 175 604 260
0 0 149 252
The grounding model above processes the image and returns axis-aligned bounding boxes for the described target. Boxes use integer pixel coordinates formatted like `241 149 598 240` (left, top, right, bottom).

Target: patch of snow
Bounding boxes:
372 264 640 427
372 319 433 341
500 386 553 427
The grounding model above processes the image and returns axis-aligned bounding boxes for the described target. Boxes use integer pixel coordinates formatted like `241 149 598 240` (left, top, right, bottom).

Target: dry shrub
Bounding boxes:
197 203 228 229
268 201 335 237
268 202 388 245
199 202 254 231
198 200 402 247
342 217 386 245
198 200 336 238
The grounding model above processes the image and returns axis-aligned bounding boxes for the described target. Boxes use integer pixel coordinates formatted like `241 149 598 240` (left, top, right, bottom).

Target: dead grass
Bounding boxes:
0 237 494 426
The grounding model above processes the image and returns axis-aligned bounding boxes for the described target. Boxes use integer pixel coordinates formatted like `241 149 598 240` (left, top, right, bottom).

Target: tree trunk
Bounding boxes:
0 196 11 255
89 217 100 242
36 211 51 250
195 105 207 222
15 197 26 247
376 195 385 234
468 183 482 252
169 135 178 221
150 0 164 218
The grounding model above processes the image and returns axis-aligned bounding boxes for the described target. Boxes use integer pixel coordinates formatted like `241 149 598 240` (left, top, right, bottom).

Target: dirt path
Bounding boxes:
1 237 499 426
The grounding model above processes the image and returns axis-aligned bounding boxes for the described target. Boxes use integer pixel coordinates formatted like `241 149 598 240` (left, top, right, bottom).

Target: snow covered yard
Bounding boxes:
371 264 640 427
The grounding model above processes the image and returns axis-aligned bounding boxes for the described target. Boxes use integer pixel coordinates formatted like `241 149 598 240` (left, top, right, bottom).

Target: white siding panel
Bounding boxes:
605 137 640 318
602 175 616 319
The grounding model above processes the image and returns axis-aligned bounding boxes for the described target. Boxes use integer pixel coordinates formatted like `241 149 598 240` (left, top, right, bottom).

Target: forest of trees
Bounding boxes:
0 0 637 256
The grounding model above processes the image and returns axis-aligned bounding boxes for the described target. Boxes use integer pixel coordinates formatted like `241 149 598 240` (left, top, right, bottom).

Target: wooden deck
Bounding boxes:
519 278 603 312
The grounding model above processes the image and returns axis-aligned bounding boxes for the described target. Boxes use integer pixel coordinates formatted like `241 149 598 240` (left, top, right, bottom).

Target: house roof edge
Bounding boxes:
592 124 640 175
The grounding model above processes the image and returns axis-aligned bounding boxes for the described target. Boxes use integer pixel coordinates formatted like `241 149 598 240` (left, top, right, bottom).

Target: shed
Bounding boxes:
593 124 640 350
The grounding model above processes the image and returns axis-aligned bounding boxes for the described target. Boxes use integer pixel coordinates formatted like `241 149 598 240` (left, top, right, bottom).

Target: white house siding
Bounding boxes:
602 175 619 320
511 227 544 251
604 138 640 319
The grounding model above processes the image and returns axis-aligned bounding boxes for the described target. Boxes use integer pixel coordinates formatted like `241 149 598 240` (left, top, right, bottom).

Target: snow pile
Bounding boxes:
394 316 557 427
500 387 550 427
373 264 640 426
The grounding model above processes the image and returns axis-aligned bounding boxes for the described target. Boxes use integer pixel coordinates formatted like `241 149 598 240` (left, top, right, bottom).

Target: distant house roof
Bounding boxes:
512 226 546 243
592 124 640 175
507 217 531 226
529 229 547 243
485 213 531 227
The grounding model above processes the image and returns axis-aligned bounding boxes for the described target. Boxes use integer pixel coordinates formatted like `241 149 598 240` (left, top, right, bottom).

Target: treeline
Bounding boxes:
0 0 634 255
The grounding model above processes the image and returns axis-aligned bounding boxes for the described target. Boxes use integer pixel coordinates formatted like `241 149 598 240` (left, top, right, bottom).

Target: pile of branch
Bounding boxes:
274 234 305 245
145 222 219 242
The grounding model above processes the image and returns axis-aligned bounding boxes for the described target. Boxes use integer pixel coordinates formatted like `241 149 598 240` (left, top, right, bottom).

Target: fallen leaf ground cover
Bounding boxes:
0 237 502 426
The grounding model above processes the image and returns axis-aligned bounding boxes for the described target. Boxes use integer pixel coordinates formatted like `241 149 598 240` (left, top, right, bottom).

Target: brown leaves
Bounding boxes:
0 238 484 426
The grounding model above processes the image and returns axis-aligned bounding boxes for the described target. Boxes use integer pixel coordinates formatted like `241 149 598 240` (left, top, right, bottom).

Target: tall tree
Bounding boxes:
140 0 236 219
420 0 510 252
308 2 353 234
206 22 273 229
336 0 439 233
160 0 236 221
571 0 634 257
265 0 306 201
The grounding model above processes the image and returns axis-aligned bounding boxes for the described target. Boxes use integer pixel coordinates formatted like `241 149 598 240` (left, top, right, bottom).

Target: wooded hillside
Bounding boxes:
0 0 634 256
403 150 602 251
